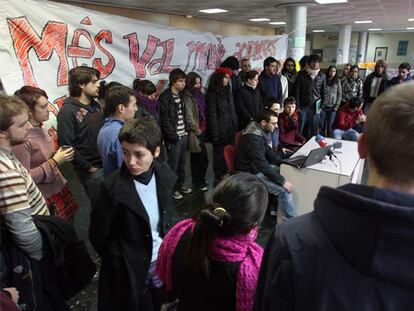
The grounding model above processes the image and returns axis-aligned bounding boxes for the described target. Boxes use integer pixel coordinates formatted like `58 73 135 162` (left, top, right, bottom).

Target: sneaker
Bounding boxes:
180 187 193 194
199 185 208 192
172 191 184 200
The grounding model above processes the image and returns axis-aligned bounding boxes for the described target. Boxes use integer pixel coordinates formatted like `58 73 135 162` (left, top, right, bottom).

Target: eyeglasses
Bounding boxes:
269 121 278 126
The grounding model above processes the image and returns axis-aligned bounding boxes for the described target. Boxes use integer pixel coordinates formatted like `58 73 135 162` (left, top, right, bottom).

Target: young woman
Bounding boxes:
132 79 160 120
12 86 78 221
320 65 342 137
182 72 209 192
157 172 268 311
206 67 238 185
235 70 262 130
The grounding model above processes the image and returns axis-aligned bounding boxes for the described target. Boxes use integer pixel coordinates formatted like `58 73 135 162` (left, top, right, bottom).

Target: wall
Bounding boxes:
366 32 414 66
310 31 414 68
61 2 276 36
310 32 359 67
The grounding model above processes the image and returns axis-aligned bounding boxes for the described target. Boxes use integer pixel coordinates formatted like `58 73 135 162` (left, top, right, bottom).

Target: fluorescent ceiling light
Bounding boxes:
369 28 382 31
354 20 373 24
269 21 286 25
315 0 347 4
198 8 228 14
249 18 270 22
408 18 414 21
407 27 414 30
313 29 325 32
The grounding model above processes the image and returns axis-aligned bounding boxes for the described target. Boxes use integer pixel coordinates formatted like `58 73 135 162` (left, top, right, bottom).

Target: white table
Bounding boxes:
279 137 364 219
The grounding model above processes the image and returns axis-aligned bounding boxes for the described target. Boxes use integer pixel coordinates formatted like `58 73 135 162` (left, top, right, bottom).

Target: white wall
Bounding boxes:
366 32 414 67
310 31 414 68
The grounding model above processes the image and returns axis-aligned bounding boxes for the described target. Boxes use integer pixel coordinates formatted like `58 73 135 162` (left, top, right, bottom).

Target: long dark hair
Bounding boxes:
282 57 297 75
186 173 268 276
185 72 202 90
326 65 339 86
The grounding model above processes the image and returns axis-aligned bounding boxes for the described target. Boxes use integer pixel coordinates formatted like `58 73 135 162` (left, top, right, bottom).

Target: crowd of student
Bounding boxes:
0 54 413 311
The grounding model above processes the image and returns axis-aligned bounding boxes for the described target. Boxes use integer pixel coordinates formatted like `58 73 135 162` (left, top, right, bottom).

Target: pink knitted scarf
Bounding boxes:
157 219 263 311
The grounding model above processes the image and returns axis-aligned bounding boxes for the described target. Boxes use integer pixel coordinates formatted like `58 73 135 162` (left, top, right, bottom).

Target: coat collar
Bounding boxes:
110 159 177 223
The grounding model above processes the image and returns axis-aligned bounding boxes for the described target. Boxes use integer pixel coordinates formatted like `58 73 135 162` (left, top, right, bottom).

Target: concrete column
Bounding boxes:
356 31 368 64
286 5 307 61
336 24 352 65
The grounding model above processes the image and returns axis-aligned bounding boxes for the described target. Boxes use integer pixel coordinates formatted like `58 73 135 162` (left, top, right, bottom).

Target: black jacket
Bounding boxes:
236 122 285 185
362 72 388 103
89 159 177 311
206 89 238 145
159 88 186 144
172 229 239 311
57 97 104 171
295 71 327 110
235 84 263 130
255 184 414 311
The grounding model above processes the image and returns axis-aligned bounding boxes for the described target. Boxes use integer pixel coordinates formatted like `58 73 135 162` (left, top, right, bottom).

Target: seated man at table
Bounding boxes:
236 110 296 220
255 82 414 310
332 97 366 141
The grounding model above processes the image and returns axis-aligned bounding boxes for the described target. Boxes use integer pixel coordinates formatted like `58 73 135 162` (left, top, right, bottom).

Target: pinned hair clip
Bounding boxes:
212 206 227 227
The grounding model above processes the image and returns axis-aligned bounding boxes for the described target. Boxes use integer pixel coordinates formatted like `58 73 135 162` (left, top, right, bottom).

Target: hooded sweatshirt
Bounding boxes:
57 97 104 172
255 183 414 311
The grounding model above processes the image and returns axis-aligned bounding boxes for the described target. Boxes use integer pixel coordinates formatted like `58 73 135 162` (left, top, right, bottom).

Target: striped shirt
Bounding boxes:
173 94 186 137
0 148 49 216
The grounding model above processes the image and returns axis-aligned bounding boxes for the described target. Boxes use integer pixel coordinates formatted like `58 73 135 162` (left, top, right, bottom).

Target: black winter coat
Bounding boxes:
159 88 186 144
235 84 263 130
255 184 414 311
362 72 388 103
89 160 177 311
206 89 238 145
295 71 327 110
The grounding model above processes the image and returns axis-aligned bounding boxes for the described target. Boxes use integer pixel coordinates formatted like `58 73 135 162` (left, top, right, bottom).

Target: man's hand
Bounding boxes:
3 287 19 304
283 181 294 193
89 166 98 173
281 148 293 155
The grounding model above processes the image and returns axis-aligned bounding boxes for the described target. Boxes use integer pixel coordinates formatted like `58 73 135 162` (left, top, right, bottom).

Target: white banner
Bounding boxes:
0 0 287 138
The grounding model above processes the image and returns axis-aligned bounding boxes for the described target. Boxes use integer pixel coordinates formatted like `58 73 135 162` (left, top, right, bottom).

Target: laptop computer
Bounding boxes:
282 146 332 168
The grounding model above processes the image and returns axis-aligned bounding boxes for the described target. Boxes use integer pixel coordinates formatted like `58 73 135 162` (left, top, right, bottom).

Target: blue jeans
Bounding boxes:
333 128 360 141
299 106 319 138
255 169 296 220
320 110 337 137
166 135 188 190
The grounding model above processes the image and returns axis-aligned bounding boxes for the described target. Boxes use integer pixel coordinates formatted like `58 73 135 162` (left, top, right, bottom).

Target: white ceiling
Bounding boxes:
55 0 414 32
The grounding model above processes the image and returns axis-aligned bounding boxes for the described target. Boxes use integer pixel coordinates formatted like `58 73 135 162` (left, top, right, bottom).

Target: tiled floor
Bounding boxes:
62 146 368 310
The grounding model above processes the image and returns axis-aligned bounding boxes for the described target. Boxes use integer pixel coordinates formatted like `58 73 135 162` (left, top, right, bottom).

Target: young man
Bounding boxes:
57 66 104 203
362 59 388 113
255 82 414 311
275 60 288 103
295 54 327 138
0 95 49 261
236 109 296 220
90 117 177 311
258 57 283 104
281 57 297 97
388 62 413 87
97 85 137 176
159 68 192 200
332 97 366 141
239 58 252 84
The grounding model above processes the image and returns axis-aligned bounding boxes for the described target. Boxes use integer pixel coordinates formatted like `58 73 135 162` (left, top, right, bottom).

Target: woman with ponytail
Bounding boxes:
157 172 268 311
